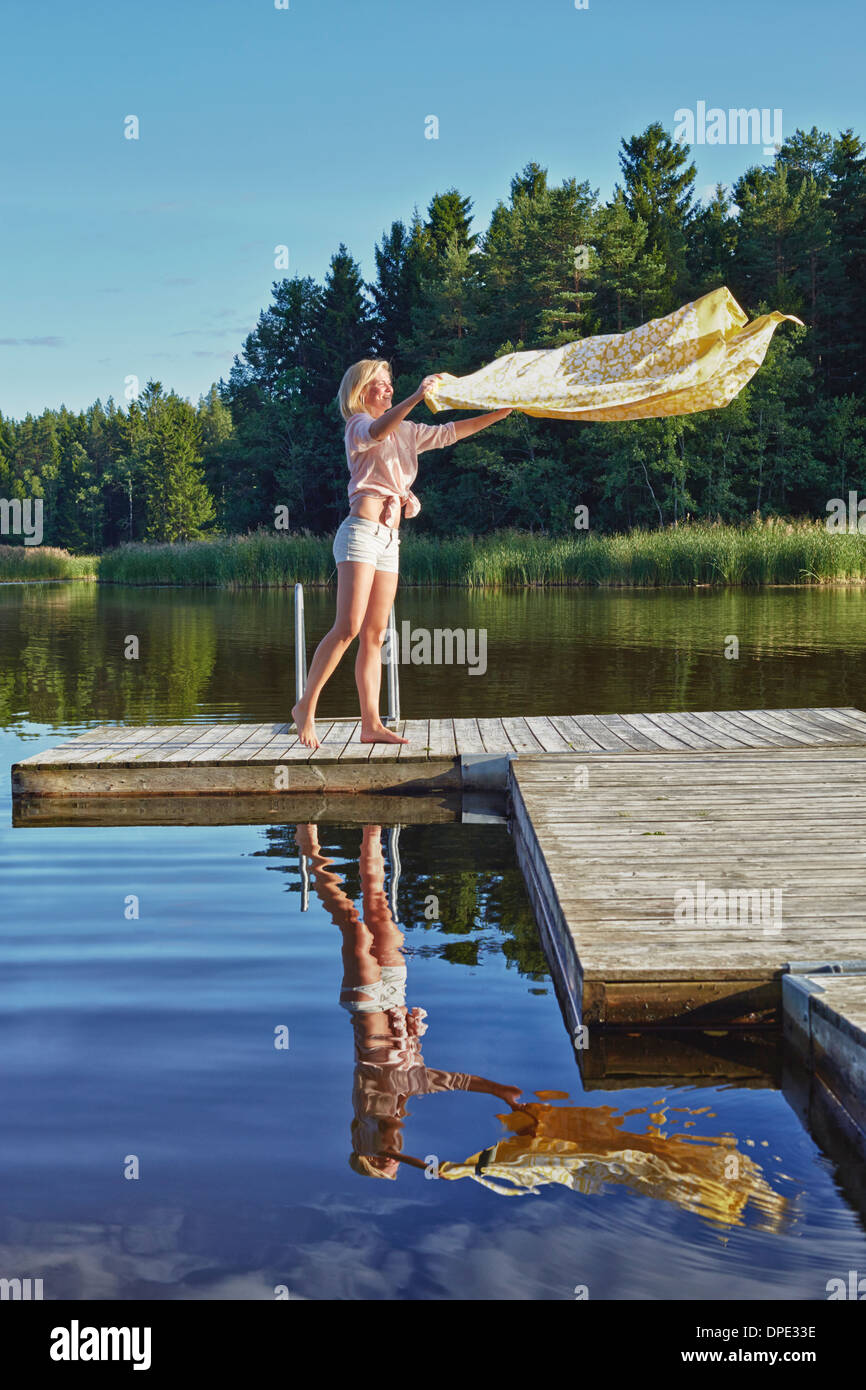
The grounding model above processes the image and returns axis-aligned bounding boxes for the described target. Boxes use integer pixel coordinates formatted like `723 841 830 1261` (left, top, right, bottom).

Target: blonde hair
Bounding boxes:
349 1153 397 1180
338 359 392 422
349 1113 400 1179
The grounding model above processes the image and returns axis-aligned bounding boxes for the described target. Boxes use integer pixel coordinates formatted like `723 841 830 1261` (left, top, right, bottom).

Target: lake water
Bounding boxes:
2 581 866 1300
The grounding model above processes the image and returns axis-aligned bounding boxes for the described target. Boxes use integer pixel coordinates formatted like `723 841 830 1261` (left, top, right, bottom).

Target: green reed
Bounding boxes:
0 546 97 580
50 521 866 589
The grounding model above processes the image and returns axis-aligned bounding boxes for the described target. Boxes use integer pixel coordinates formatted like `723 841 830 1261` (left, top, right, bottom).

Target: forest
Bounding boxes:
2 121 865 552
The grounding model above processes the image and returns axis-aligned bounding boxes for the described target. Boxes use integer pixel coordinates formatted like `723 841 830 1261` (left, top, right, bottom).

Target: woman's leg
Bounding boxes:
291 560 375 748
356 568 409 744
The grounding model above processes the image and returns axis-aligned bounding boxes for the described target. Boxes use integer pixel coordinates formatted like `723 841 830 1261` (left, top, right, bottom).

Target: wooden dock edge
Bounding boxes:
508 762 780 1030
783 965 866 1149
10 758 464 798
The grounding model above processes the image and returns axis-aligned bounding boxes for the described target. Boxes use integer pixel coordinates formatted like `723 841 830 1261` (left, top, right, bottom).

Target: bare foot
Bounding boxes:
291 701 320 750
360 722 409 745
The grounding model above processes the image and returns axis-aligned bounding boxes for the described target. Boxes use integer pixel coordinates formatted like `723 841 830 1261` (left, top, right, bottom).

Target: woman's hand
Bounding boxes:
416 373 445 400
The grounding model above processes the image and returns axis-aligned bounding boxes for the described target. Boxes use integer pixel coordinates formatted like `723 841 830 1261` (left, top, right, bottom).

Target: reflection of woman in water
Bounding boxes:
293 822 523 1179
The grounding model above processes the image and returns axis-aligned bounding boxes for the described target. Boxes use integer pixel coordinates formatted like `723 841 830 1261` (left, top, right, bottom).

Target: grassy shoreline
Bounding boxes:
0 546 98 582
4 523 866 589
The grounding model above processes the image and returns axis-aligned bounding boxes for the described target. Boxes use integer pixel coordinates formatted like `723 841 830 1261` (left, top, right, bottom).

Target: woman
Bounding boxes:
291 359 511 749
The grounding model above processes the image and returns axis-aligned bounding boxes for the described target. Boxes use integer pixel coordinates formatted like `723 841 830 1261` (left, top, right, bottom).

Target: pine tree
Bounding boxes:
618 122 697 304
400 232 478 375
686 184 738 297
311 244 375 407
777 127 835 194
224 275 324 420
133 382 215 543
424 189 477 258
592 190 667 331
368 220 414 369
824 130 866 393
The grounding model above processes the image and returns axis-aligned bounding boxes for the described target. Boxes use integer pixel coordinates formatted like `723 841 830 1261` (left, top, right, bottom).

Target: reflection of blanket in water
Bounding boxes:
423 287 802 422
437 1100 792 1232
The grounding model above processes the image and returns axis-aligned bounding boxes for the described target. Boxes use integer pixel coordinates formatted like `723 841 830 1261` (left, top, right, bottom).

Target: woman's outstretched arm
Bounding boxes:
452 408 512 441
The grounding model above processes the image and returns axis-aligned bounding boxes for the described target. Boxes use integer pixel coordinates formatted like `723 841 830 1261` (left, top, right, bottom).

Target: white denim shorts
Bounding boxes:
332 515 401 573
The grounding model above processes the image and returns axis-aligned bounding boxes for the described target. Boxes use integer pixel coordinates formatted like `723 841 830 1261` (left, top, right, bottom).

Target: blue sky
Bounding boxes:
1 0 863 419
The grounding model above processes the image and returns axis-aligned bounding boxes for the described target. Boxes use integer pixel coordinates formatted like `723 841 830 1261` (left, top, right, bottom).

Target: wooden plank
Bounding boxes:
223 722 291 749
661 710 744 749
806 707 866 737
524 716 572 752
831 706 866 730
477 718 513 754
82 725 158 746
59 743 129 765
428 718 457 758
569 714 636 752
397 719 430 761
308 720 359 761
129 725 193 744
453 717 486 754
250 724 323 760
619 712 690 750
778 707 866 740
68 725 122 743
501 717 544 752
682 710 760 748
726 709 812 746
596 713 667 751
546 714 607 751
747 707 843 742
341 721 373 762
367 722 410 760
641 711 721 750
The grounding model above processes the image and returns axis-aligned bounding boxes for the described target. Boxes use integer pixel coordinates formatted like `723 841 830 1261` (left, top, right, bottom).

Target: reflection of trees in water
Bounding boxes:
0 586 218 728
257 823 549 981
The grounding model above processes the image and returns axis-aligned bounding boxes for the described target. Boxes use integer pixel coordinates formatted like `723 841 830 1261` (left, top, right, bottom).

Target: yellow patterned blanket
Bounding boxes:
423 287 802 422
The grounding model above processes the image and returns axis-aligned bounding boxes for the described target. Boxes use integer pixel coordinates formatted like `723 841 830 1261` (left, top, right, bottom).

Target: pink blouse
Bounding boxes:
344 413 458 527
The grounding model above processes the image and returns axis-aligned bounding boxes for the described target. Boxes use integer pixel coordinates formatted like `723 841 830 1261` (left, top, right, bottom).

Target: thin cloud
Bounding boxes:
0 336 65 347
169 327 242 339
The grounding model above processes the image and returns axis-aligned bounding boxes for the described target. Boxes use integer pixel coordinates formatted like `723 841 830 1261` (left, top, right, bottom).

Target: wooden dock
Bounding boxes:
12 706 866 798
11 706 866 1034
509 715 866 1030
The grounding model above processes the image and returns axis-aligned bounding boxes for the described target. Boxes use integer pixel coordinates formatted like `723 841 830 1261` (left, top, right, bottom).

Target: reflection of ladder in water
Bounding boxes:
294 582 402 914
299 826 402 916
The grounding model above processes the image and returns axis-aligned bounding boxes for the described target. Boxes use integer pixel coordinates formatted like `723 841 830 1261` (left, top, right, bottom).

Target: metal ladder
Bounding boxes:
293 582 400 726
294 581 402 915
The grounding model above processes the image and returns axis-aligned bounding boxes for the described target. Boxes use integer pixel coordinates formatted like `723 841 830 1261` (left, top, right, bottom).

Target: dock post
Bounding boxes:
385 605 400 726
294 583 308 707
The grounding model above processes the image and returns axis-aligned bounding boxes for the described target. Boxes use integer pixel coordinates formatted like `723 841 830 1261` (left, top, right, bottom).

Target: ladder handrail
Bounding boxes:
293 583 307 711
294 582 400 725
